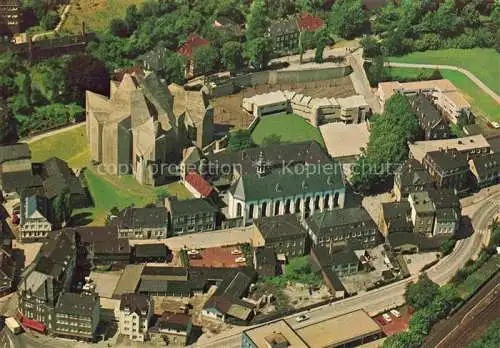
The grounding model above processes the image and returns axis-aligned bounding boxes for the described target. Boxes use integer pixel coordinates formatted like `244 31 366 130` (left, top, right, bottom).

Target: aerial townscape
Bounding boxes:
0 1 499 348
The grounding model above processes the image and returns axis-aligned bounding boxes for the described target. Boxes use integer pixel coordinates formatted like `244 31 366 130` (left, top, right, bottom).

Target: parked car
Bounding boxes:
295 314 310 323
382 313 392 323
231 249 242 255
235 257 246 263
390 309 401 318
376 317 386 326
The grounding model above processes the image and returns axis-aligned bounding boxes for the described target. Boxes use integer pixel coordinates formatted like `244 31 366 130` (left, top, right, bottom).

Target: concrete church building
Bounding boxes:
86 71 214 186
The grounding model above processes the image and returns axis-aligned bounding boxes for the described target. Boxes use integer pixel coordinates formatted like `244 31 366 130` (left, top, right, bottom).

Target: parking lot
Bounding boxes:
189 246 247 268
374 306 413 336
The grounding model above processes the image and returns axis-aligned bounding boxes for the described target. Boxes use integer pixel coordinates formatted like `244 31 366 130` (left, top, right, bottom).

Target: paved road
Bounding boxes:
423 272 500 348
194 191 500 347
384 62 500 105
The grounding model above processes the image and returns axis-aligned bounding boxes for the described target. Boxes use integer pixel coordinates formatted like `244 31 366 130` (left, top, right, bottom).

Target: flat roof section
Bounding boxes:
408 134 489 162
295 309 382 347
320 122 370 159
112 264 144 298
244 320 308 348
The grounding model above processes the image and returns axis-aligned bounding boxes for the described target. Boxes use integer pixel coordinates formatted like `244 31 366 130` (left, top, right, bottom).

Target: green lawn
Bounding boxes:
29 125 90 168
74 167 192 226
251 113 325 147
388 48 500 95
456 254 499 299
62 0 147 33
384 67 500 121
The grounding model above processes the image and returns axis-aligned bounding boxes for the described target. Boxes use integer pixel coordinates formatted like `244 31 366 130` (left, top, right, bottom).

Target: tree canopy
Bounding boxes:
227 129 255 152
328 0 367 39
405 274 440 309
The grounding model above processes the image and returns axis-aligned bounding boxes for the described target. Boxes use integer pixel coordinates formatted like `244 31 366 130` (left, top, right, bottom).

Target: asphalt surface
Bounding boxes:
423 272 500 348
194 191 500 347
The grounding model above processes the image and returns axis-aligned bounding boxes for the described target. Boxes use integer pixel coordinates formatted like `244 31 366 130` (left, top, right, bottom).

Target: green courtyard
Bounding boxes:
251 113 325 147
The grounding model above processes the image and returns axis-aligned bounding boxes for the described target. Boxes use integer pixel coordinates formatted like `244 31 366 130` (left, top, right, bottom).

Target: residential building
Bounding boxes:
137 266 190 298
408 134 490 163
393 159 433 201
253 247 277 277
116 207 168 239
306 207 380 249
380 201 413 235
428 188 461 237
310 245 360 277
133 244 170 263
177 34 209 77
468 152 500 188
387 232 420 254
19 195 52 242
408 192 435 236
0 0 21 35
35 157 89 209
119 293 153 342
422 148 470 192
269 17 299 52
0 144 42 201
165 197 218 235
252 215 307 257
73 226 130 267
150 312 192 346
18 230 77 333
86 71 214 186
208 141 345 224
0 246 15 296
377 79 471 124
53 293 100 341
184 170 216 199
410 93 450 140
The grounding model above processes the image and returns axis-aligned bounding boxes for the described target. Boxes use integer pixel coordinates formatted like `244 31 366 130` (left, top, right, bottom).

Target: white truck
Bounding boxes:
5 317 22 334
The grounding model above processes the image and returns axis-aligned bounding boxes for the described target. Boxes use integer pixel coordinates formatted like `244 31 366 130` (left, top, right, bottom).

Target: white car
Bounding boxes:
231 249 242 255
295 314 310 323
235 257 246 263
390 309 401 318
382 313 392 323
187 250 200 256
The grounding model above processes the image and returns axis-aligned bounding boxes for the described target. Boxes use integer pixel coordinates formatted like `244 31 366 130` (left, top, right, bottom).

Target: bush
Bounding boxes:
440 238 456 256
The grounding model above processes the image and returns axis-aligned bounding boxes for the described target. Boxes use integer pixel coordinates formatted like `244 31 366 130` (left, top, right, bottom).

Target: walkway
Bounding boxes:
31 5 71 41
384 62 500 105
21 122 84 144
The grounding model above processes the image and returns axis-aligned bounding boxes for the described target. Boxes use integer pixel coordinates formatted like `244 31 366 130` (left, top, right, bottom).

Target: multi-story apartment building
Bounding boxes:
252 215 307 257
422 148 470 192
18 230 77 333
0 0 21 36
165 197 217 236
116 207 168 239
53 293 101 341
119 293 153 342
19 195 53 242
305 207 380 249
408 192 435 236
410 93 450 140
393 159 433 201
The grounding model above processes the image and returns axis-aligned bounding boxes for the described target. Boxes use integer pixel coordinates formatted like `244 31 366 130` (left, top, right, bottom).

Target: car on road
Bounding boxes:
295 314 310 323
382 313 392 323
390 309 401 318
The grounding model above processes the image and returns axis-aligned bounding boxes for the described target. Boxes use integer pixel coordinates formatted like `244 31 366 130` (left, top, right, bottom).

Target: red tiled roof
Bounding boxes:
185 171 214 197
177 34 209 58
298 13 324 32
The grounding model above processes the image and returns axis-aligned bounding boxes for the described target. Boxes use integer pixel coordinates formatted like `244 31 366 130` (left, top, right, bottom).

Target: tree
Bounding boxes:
262 134 282 147
246 0 270 40
440 238 456 255
361 36 382 58
244 37 272 71
468 319 500 348
328 0 367 39
125 4 140 33
383 330 423 348
64 54 110 106
227 129 255 152
221 41 243 73
0 99 15 145
366 55 386 86
110 19 129 38
405 274 439 310
193 45 217 76
40 10 59 31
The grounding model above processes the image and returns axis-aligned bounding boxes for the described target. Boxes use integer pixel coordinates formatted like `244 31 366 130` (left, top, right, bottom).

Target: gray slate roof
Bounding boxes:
424 149 468 172
117 207 167 229
39 157 86 199
306 207 376 237
254 215 307 242
168 198 217 216
56 292 99 314
0 143 30 163
119 293 150 314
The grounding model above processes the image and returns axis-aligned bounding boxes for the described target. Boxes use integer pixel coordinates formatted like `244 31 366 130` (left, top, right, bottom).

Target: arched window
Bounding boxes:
295 198 301 212
236 203 242 217
274 201 280 216
333 192 340 208
262 202 268 217
324 193 330 209
248 204 254 220
314 195 320 210
285 199 291 214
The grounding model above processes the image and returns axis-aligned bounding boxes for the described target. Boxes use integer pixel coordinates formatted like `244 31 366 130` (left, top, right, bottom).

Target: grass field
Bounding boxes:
384 67 500 121
456 255 499 299
74 168 192 226
251 113 325 147
29 125 90 168
62 0 146 33
388 48 500 95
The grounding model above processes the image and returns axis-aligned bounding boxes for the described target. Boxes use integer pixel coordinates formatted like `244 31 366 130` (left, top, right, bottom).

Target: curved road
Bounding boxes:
195 191 500 348
384 62 500 105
